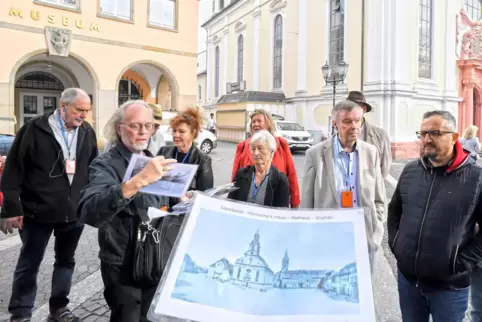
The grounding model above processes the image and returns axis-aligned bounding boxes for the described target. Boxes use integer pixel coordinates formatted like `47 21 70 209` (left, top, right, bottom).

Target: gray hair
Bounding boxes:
250 130 277 152
331 100 363 120
60 88 90 106
422 110 457 132
103 100 152 144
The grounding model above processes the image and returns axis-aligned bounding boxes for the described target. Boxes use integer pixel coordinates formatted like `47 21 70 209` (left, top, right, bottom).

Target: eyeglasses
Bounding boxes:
415 130 454 139
120 122 154 131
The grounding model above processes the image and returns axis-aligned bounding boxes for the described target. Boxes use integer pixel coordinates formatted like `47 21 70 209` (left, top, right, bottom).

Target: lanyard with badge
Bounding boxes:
175 150 190 163
336 138 354 208
58 112 77 175
251 172 269 200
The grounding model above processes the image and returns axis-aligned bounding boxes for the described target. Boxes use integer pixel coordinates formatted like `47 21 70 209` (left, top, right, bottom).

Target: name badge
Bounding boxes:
65 160 76 174
341 190 353 208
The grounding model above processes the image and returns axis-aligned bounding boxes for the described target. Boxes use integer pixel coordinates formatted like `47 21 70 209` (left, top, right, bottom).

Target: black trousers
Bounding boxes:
100 262 158 322
8 217 84 319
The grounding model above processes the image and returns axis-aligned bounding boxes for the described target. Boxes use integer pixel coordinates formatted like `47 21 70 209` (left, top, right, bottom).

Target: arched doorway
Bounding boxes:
15 71 65 124
10 50 98 132
116 61 179 111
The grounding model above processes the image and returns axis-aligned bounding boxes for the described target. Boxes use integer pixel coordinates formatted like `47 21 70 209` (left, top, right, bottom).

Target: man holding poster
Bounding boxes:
78 100 177 322
300 100 385 269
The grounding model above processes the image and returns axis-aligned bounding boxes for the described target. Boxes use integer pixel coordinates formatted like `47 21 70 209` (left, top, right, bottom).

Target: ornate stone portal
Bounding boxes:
456 10 482 135
44 26 72 57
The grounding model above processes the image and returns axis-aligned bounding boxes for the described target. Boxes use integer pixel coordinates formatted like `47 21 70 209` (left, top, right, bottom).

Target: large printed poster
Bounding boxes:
148 195 375 322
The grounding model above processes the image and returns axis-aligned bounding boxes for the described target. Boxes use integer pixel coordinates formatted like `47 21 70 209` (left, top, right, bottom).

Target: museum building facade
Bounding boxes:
0 0 198 134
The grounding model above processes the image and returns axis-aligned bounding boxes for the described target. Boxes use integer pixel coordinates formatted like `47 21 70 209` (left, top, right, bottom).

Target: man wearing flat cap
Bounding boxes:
147 103 165 155
346 91 392 178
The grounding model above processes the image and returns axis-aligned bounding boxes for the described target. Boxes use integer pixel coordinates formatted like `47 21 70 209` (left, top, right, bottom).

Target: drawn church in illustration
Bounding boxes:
206 230 332 290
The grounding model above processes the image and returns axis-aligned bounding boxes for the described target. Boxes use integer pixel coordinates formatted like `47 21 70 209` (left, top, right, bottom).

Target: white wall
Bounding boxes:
197 0 212 74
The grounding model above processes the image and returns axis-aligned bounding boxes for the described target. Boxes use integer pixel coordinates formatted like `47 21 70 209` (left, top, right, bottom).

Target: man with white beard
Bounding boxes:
78 100 177 322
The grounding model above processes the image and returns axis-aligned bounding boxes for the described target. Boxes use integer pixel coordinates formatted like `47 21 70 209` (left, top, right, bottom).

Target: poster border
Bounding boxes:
148 195 376 322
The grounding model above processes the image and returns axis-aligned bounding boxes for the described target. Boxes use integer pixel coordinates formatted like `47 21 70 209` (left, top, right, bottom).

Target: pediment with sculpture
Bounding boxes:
457 9 482 60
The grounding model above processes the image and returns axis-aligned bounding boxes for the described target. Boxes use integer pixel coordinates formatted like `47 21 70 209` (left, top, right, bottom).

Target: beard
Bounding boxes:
132 142 148 152
423 145 440 160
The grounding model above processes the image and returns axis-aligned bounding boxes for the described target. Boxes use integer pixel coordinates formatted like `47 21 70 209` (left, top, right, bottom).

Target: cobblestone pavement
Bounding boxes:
0 142 415 322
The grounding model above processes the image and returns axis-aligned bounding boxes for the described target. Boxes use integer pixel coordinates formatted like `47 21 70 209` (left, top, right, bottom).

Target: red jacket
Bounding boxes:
231 136 300 207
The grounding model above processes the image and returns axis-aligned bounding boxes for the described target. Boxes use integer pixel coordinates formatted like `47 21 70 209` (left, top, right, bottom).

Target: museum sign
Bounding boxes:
8 7 100 32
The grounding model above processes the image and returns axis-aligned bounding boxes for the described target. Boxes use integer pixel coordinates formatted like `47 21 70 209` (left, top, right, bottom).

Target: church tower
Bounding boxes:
245 230 261 256
282 249 289 272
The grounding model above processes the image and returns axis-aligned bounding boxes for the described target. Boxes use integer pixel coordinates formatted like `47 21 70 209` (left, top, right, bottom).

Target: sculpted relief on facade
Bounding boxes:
457 9 482 60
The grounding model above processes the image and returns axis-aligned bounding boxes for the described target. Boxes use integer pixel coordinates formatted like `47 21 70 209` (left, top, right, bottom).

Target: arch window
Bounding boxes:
418 0 433 79
118 79 142 105
15 72 65 91
465 0 482 21
272 15 283 89
329 0 345 66
215 46 220 97
237 35 244 83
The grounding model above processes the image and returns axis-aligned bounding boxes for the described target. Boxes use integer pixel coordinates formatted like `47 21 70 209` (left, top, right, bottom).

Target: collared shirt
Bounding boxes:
333 135 359 207
48 109 79 184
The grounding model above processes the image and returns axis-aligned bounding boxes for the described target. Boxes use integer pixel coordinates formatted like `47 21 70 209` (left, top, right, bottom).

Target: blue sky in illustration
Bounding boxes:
184 208 357 272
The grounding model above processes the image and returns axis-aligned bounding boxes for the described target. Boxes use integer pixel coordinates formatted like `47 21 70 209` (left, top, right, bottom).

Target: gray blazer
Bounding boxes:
300 139 386 252
364 121 392 178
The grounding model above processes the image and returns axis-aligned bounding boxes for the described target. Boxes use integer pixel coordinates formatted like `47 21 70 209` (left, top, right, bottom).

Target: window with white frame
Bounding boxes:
34 0 80 10
418 0 433 79
99 0 132 20
465 0 482 21
237 35 244 83
198 85 202 100
272 15 283 89
215 46 220 97
220 0 225 10
149 0 177 30
329 0 345 66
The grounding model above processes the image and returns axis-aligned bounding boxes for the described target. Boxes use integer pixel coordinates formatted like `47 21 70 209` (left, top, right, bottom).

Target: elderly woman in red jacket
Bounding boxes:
231 109 300 208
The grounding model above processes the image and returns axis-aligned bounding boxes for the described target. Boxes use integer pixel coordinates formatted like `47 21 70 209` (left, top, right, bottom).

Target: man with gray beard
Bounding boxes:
388 110 482 322
77 100 177 322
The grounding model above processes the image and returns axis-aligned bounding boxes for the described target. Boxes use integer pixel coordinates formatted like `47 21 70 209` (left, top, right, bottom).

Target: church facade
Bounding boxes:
232 230 274 289
207 230 333 290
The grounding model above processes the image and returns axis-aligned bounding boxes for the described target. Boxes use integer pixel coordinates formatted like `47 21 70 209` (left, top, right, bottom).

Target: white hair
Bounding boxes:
331 100 363 120
250 130 277 152
103 100 152 144
60 88 90 106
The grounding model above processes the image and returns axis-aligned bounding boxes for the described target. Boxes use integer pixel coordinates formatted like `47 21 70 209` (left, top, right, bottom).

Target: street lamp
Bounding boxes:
322 60 348 136
321 60 349 109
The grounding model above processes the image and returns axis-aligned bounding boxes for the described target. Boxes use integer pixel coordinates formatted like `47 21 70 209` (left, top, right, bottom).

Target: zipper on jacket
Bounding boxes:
415 172 436 287
391 230 400 250
452 245 459 274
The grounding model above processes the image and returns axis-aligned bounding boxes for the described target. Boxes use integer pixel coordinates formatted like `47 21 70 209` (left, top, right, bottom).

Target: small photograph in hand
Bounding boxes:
124 154 199 198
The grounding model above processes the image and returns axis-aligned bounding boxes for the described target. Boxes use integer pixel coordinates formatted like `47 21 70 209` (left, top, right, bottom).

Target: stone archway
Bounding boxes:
116 60 179 111
9 49 99 132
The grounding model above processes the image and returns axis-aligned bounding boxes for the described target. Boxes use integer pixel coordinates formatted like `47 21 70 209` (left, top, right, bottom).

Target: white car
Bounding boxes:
159 125 218 154
275 120 314 151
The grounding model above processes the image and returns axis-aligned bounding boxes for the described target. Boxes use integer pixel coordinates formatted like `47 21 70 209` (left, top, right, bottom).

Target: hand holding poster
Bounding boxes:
123 154 198 198
148 195 376 322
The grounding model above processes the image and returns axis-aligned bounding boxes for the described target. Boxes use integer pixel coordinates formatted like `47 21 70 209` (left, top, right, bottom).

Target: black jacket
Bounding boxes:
228 165 290 207
157 144 214 192
1 112 97 223
388 142 482 290
78 143 172 266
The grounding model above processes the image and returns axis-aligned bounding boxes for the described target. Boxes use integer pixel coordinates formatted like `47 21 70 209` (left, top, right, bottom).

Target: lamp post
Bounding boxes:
322 60 349 135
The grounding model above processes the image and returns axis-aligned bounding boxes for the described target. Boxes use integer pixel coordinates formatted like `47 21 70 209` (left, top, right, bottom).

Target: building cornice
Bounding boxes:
201 0 243 28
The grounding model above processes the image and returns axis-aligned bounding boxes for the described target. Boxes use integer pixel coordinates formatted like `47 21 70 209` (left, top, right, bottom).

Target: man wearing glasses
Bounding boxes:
387 110 482 322
0 88 98 322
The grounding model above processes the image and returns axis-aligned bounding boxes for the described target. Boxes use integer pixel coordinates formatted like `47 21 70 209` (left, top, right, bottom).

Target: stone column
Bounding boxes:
252 9 261 90
464 84 474 128
295 0 307 95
